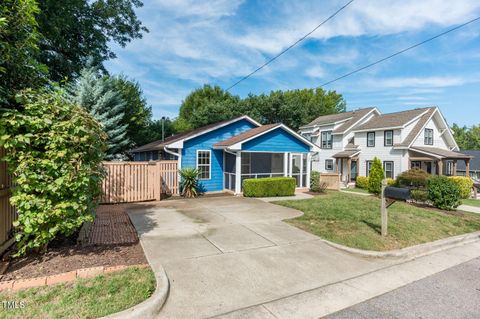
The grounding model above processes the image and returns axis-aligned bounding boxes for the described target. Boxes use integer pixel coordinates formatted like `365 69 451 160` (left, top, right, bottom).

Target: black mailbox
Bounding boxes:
384 187 411 201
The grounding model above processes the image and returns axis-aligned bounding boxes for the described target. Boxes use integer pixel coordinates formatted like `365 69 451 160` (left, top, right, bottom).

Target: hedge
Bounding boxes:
368 157 384 194
310 171 321 192
427 176 461 210
243 177 296 197
448 176 473 199
356 176 369 189
397 169 430 188
0 89 107 255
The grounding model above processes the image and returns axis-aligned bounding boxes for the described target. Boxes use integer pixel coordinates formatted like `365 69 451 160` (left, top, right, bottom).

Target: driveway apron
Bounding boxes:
128 196 393 319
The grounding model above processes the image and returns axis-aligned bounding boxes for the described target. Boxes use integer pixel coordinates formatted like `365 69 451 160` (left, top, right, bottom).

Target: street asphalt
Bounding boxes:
325 256 480 319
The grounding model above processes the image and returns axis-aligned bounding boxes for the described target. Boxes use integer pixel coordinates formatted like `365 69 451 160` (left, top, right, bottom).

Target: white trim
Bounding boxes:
166 115 261 149
306 153 311 189
196 149 211 180
353 125 404 133
409 147 443 159
225 124 321 152
336 107 381 135
235 151 242 194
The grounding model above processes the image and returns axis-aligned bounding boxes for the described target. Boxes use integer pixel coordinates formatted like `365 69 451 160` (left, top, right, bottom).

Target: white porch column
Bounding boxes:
235 151 242 195
284 152 289 177
299 154 304 187
306 153 311 189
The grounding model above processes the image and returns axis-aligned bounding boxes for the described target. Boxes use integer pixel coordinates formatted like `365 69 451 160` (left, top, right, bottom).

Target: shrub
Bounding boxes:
368 157 384 194
397 169 430 188
356 176 369 189
310 171 326 193
448 176 473 199
427 176 461 210
179 168 200 198
410 189 429 203
243 177 296 197
0 89 107 255
386 178 397 187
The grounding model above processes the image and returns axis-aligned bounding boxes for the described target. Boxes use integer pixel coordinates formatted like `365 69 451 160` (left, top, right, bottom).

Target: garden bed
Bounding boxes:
274 191 480 251
1 205 147 281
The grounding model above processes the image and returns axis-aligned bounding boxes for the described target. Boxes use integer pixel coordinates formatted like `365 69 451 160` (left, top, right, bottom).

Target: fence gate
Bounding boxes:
0 147 17 253
101 161 178 204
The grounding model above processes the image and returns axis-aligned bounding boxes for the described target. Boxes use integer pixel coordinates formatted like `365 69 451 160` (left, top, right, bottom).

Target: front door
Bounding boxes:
351 160 357 181
290 153 305 187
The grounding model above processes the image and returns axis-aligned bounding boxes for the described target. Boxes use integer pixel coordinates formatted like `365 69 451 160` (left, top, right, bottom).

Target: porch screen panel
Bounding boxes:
224 152 236 191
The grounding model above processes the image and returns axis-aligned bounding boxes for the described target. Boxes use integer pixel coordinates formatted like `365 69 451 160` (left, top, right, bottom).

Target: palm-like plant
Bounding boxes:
179 168 200 198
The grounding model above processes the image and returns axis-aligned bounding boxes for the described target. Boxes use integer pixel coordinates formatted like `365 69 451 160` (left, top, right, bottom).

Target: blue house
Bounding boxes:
131 116 319 194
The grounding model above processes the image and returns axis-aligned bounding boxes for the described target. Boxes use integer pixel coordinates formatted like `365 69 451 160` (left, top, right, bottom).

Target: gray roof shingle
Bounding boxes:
457 150 480 171
300 107 375 132
355 107 433 131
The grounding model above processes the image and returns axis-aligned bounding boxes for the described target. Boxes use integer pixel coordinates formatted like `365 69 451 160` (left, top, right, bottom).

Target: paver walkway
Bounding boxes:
127 197 480 319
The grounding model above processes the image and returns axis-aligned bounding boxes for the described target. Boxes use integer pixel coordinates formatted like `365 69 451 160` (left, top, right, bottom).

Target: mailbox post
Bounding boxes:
381 179 388 236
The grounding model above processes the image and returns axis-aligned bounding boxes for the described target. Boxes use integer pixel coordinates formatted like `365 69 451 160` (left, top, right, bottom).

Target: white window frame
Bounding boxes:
367 132 375 147
196 150 211 180
384 130 393 146
383 161 394 179
424 128 434 145
325 159 334 170
321 131 333 149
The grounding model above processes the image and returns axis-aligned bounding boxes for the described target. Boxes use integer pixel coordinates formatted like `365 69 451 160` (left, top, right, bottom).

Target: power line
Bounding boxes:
320 16 480 87
225 0 355 92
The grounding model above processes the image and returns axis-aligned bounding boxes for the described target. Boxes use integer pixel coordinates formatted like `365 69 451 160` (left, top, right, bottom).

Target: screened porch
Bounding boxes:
223 151 309 192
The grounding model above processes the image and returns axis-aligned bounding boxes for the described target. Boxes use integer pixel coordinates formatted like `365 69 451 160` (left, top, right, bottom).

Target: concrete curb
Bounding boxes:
101 263 170 319
320 231 480 259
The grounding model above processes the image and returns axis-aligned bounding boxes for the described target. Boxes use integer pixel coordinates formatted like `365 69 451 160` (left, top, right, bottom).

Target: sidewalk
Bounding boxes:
459 204 480 214
213 240 480 319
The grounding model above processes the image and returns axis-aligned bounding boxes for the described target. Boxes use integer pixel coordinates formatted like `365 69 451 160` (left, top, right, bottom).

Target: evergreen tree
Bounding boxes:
67 66 129 159
368 157 385 194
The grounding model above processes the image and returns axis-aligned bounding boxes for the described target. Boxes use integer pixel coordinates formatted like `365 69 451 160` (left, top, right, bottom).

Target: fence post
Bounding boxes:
381 179 388 236
154 161 162 201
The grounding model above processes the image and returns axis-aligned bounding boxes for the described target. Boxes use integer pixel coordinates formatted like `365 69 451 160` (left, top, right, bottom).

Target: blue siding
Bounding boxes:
182 119 257 192
242 128 310 153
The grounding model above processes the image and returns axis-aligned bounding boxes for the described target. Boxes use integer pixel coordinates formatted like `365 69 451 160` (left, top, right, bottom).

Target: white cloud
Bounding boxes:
305 65 326 78
375 76 466 88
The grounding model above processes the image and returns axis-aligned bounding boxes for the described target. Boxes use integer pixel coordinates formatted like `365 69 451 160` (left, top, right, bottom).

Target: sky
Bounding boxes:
105 0 480 127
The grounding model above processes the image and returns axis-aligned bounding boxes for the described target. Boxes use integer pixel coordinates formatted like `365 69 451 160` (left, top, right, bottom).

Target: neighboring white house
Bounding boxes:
300 107 473 186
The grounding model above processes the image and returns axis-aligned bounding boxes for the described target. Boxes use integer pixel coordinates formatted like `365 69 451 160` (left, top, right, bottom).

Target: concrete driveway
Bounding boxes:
128 196 393 318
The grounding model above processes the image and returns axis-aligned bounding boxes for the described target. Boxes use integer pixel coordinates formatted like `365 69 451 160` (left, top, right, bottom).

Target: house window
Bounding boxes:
384 130 393 146
383 161 394 179
321 131 333 149
424 128 434 145
366 161 373 176
325 159 334 170
197 150 211 180
445 160 454 176
367 132 375 147
411 161 421 169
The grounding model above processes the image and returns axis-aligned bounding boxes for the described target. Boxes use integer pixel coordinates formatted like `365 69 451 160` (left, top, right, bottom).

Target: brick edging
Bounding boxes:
0 263 149 291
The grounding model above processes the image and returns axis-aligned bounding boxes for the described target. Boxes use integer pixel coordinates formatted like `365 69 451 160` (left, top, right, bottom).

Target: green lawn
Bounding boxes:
342 187 370 194
275 191 480 251
0 267 155 319
462 198 480 207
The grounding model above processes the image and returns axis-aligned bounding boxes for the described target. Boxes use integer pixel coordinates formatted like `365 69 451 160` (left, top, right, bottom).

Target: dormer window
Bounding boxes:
424 128 434 145
384 130 393 146
321 131 332 149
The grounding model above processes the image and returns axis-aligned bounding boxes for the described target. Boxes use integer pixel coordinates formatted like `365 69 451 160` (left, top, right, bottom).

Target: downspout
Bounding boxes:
164 146 181 170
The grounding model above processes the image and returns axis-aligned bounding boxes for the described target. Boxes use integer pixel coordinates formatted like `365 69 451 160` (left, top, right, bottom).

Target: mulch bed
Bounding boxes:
0 204 147 281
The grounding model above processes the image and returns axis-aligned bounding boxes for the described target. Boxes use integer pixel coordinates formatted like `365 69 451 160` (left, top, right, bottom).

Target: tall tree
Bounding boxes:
178 84 241 130
111 75 152 146
0 0 46 108
452 124 480 150
177 85 346 131
37 0 148 81
67 66 129 159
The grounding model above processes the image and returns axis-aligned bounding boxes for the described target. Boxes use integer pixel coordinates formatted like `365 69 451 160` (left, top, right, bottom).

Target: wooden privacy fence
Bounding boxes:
0 147 17 253
101 161 178 204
